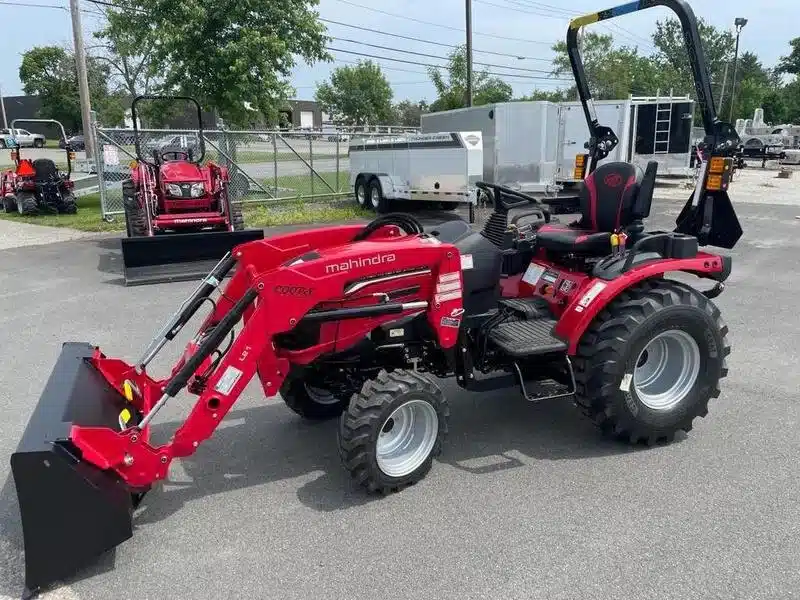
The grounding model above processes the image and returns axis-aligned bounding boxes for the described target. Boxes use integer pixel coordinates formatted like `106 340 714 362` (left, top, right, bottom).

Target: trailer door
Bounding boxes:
558 102 626 180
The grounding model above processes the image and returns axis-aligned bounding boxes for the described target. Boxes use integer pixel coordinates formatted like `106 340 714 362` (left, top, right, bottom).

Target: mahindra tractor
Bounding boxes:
11 0 744 596
119 96 262 285
0 119 77 216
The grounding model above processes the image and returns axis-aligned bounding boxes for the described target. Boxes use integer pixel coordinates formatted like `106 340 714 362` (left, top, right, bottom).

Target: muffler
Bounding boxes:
10 342 136 595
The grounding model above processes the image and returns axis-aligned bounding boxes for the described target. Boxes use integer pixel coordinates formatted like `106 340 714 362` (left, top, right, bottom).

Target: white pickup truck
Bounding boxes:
0 128 47 149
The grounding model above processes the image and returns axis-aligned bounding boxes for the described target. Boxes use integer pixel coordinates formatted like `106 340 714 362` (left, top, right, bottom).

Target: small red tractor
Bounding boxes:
123 95 244 236
11 0 744 596
0 119 77 216
119 95 262 285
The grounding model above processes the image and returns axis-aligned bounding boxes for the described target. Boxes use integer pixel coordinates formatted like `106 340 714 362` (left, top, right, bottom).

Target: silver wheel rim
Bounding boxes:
356 184 366 206
304 383 339 406
633 330 701 411
370 187 380 209
376 399 438 477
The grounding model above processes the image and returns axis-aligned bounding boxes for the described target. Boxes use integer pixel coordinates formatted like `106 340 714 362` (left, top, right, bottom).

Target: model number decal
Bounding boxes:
440 316 461 328
274 285 313 297
574 281 607 313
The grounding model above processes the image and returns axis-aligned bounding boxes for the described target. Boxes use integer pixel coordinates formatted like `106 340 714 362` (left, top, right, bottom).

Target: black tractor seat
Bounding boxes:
32 158 60 183
535 161 657 255
426 219 473 244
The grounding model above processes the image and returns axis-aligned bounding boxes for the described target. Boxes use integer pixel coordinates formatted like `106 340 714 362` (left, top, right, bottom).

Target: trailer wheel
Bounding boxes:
2 194 17 213
338 369 448 494
368 178 391 213
354 177 368 208
573 279 730 445
17 192 38 215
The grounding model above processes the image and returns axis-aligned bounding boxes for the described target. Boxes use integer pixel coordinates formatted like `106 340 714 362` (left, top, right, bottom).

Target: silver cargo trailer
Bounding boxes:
420 101 562 196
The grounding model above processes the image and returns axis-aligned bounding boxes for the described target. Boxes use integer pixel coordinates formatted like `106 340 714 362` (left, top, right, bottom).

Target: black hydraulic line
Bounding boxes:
164 287 259 397
301 303 417 323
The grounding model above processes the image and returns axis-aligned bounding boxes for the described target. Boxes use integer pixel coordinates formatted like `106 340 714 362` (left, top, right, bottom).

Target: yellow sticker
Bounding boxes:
122 380 134 402
120 408 132 425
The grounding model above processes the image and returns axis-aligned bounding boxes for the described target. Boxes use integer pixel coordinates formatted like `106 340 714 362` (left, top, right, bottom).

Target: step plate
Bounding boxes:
498 297 551 320
489 319 567 357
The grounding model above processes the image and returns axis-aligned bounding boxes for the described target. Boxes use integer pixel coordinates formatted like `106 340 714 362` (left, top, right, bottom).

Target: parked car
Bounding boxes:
59 134 86 151
0 128 46 148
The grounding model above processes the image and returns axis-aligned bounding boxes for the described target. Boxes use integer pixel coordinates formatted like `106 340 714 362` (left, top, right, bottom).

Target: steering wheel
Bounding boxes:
161 150 190 162
475 182 551 223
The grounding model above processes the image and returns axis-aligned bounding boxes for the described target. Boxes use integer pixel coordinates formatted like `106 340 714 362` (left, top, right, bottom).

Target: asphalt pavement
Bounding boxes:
1 197 799 600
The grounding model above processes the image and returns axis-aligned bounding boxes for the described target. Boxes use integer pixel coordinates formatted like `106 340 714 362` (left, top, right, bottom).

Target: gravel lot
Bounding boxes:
1 167 799 600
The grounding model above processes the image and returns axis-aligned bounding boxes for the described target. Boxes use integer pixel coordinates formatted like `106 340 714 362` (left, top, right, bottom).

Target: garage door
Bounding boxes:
300 111 314 129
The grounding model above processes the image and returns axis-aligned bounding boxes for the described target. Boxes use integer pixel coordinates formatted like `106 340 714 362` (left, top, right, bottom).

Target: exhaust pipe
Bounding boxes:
10 343 136 596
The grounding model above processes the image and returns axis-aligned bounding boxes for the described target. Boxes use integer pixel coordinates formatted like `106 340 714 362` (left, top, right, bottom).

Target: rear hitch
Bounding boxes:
702 281 725 299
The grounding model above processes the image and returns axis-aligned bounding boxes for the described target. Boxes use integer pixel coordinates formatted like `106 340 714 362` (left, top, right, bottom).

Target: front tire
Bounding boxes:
573 279 730 445
2 194 17 213
280 374 347 420
16 192 38 215
338 370 448 494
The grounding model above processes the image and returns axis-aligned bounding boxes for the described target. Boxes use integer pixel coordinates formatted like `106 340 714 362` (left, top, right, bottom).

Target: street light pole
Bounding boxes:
728 17 748 122
465 0 473 107
69 0 95 156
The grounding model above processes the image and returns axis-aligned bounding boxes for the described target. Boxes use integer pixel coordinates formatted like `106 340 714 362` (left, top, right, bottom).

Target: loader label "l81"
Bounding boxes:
325 253 396 274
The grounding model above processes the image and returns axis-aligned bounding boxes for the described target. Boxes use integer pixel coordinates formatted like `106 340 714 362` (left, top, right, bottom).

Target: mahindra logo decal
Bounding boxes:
325 253 396 274
464 134 480 146
604 173 623 187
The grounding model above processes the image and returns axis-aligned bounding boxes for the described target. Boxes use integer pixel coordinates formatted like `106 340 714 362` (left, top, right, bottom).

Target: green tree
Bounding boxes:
99 0 329 127
428 45 513 111
550 32 659 100
315 61 393 126
778 37 800 75
760 90 787 124
728 52 779 120
517 89 569 102
391 99 428 127
19 45 124 132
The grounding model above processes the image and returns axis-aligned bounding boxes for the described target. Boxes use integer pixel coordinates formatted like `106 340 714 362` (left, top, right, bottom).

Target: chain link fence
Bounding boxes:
92 127 415 219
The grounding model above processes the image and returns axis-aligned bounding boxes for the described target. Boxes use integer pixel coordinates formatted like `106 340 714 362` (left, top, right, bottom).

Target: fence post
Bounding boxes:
272 133 278 196
336 135 340 192
309 135 314 199
90 112 109 221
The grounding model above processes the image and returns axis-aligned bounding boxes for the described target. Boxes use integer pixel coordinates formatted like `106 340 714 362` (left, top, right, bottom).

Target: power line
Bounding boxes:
327 47 571 82
331 37 557 74
329 0 557 46
320 18 553 63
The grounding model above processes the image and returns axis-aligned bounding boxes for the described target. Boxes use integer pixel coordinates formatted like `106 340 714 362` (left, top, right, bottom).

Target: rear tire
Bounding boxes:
122 179 147 237
573 279 730 445
280 374 347 421
368 178 391 214
2 194 17 213
17 192 38 215
60 192 78 214
338 370 448 494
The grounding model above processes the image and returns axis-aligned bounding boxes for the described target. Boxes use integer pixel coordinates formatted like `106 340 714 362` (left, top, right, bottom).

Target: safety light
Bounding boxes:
68 152 76 161
10 150 18 161
706 174 724 191
708 157 728 174
573 153 588 180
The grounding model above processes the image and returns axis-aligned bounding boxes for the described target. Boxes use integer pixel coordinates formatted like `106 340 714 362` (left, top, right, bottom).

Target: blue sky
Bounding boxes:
1 0 798 103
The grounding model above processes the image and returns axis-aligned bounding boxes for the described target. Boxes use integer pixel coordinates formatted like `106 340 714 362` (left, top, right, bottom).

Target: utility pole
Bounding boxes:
465 0 473 107
69 0 94 156
728 17 748 122
0 83 7 129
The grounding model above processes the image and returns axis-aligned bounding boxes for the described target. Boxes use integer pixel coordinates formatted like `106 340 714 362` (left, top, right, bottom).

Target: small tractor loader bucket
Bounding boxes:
120 229 264 285
675 190 742 250
10 342 135 595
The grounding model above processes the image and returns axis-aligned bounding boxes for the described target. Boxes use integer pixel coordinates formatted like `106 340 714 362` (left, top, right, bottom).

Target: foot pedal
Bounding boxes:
513 357 576 402
498 297 551 320
488 319 567 357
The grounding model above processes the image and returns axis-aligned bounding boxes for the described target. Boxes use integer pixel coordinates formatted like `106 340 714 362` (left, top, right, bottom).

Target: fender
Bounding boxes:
556 252 730 354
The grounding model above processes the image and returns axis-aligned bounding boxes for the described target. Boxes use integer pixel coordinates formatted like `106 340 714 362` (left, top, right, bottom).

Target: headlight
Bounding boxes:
190 182 205 197
167 183 182 196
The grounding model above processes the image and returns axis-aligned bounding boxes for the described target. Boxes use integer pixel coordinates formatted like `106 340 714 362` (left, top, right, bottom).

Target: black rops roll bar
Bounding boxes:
10 118 73 178
566 0 740 174
131 95 207 166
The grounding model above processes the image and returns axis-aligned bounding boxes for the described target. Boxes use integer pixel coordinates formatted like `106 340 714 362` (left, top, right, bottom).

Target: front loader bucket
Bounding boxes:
121 229 264 286
10 342 134 594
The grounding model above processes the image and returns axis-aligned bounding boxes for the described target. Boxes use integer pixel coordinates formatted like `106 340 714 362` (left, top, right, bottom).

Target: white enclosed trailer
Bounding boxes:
348 131 483 213
419 102 562 196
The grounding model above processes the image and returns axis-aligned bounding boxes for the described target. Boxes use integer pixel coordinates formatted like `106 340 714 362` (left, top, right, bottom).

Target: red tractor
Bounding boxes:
123 95 244 237
11 0 744 596
0 119 77 216
119 96 262 285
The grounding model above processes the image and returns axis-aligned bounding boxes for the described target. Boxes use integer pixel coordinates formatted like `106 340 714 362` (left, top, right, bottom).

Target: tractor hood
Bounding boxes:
160 161 203 182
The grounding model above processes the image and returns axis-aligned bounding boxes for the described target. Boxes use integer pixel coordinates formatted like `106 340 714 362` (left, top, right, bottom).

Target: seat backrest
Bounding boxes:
579 161 640 232
32 158 58 182
632 160 658 220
